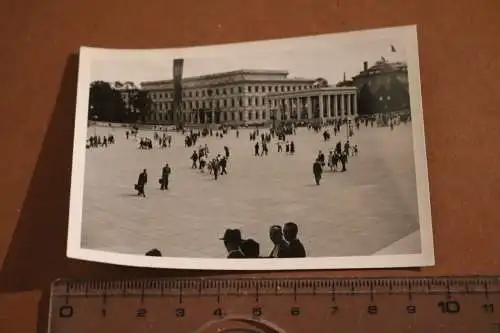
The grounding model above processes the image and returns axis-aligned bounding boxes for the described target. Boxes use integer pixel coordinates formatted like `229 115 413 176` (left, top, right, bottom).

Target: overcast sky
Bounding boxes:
87 26 413 86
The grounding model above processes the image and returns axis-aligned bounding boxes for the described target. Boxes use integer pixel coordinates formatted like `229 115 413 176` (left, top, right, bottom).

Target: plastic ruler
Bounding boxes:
48 276 500 332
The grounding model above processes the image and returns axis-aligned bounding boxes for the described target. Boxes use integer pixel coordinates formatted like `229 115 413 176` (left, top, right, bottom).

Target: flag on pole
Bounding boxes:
390 45 397 52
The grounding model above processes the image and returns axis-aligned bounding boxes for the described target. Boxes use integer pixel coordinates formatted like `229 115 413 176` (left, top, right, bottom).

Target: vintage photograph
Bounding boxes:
67 25 434 270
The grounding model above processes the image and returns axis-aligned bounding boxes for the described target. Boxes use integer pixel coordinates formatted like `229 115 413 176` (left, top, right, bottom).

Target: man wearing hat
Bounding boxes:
220 229 244 258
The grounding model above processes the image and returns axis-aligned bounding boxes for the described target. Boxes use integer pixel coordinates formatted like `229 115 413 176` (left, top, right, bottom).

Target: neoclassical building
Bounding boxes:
140 70 357 125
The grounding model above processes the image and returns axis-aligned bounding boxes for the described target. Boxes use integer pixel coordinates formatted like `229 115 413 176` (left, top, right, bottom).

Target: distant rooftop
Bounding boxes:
141 69 289 85
111 81 137 90
353 60 408 79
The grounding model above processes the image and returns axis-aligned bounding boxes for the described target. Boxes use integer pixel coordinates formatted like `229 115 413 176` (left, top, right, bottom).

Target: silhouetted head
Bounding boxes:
269 225 283 244
241 239 260 258
283 222 299 242
220 229 243 251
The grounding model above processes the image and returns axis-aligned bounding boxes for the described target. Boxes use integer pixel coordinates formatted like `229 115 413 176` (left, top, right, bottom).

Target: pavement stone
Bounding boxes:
81 123 422 258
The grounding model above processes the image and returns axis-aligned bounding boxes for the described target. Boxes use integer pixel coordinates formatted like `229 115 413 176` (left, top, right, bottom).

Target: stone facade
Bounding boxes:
348 60 410 114
141 70 358 125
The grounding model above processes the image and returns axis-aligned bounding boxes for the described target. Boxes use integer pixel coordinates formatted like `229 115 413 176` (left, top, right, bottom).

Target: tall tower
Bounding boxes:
172 58 184 126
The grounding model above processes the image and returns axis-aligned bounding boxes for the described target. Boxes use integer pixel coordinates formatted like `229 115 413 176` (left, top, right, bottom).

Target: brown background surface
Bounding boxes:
1 0 500 331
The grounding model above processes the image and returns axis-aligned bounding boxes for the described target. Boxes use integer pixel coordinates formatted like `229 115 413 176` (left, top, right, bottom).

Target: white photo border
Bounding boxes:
67 25 435 270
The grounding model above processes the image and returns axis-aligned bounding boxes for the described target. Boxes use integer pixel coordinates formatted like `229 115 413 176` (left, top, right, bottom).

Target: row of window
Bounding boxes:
149 84 315 100
151 107 356 123
152 94 356 112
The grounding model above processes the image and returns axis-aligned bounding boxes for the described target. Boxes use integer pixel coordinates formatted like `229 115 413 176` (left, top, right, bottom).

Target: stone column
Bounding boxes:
352 93 358 116
348 94 352 117
296 97 300 120
307 96 312 119
319 94 324 120
332 94 337 119
326 94 332 119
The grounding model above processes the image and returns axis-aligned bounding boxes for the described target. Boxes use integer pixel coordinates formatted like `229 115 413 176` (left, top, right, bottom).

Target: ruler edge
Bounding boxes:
49 275 500 294
47 275 500 333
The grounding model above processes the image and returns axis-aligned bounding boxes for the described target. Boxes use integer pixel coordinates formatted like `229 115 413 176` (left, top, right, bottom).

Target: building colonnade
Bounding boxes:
147 89 358 125
266 89 357 123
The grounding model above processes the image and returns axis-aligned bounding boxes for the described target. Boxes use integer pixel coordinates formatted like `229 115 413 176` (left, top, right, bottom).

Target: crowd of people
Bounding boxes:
220 222 306 259
189 144 231 180
88 110 410 258
86 134 115 148
144 222 306 259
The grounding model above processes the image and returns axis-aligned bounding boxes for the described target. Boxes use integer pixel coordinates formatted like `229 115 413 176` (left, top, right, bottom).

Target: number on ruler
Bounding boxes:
59 305 74 318
136 308 147 317
290 307 301 316
483 303 494 313
367 305 378 315
406 305 417 314
175 308 185 317
252 307 262 317
213 308 224 317
438 301 460 314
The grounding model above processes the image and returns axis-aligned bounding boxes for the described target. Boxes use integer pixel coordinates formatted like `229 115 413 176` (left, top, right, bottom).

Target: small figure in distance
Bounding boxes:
135 169 148 197
313 158 323 185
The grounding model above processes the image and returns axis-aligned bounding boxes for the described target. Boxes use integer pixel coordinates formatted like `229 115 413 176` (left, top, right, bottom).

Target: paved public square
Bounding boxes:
80 122 422 258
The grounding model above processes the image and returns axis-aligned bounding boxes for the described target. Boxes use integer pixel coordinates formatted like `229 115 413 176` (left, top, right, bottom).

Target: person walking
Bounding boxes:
160 163 171 190
313 158 323 185
135 169 148 197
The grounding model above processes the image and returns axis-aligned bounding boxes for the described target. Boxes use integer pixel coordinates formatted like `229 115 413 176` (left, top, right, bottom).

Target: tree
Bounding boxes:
88 81 127 122
130 90 152 123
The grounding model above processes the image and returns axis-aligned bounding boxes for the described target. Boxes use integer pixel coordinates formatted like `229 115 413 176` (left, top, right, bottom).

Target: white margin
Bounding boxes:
66 25 435 271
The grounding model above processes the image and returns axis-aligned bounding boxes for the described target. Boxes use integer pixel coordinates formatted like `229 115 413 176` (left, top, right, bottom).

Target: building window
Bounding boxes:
239 112 243 120
239 87 243 93
256 111 260 120
262 111 266 119
223 88 226 95
248 86 253 93
248 111 253 120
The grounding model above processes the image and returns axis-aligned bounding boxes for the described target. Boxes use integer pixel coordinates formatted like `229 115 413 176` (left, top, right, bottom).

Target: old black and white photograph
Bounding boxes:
67 25 434 270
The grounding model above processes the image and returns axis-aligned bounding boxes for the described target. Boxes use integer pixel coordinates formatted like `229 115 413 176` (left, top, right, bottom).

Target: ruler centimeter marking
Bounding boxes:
48 276 500 333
